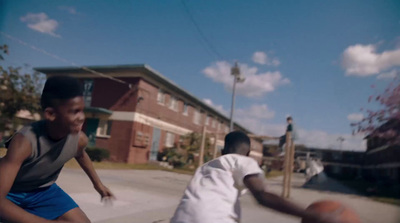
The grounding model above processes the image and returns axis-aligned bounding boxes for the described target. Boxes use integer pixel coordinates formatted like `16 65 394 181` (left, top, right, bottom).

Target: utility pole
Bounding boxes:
229 61 245 132
337 136 345 150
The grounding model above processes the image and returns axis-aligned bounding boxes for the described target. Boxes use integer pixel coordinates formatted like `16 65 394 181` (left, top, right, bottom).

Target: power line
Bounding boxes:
181 0 225 61
0 31 132 88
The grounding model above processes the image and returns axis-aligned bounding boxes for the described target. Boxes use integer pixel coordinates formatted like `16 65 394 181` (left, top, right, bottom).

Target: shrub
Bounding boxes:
86 147 110 162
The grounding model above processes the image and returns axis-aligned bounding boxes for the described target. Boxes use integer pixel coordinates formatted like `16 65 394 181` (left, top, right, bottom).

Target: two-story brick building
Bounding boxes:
363 119 400 183
35 64 263 164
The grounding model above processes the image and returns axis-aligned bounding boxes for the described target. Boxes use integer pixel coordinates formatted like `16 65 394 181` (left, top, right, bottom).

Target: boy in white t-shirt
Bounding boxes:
171 131 348 223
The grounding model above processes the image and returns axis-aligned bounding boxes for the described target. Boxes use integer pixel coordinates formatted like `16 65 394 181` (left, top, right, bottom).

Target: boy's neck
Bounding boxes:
45 121 69 141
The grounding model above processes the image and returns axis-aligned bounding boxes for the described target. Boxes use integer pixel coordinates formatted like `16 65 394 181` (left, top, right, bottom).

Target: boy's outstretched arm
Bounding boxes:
0 134 53 223
244 174 348 223
75 132 114 201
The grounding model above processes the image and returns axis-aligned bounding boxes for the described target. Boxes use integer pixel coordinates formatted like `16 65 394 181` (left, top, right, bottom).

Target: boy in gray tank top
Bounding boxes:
0 76 114 222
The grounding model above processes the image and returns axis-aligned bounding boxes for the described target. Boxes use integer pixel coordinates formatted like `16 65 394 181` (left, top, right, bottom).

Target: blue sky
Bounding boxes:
1 0 400 150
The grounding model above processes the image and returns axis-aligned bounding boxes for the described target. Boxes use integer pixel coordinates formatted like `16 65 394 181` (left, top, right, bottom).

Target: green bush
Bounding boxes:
86 147 110 162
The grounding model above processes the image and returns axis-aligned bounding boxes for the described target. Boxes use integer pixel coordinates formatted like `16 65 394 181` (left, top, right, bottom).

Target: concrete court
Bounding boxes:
57 168 400 223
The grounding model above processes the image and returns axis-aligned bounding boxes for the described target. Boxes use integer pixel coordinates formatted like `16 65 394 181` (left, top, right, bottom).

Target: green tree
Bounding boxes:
159 132 213 168
0 44 45 133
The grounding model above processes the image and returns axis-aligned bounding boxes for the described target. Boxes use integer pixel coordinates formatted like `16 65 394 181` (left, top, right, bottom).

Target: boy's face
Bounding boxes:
48 96 85 134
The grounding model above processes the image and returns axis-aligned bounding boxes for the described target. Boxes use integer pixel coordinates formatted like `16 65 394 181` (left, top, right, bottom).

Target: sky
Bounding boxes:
1 0 400 151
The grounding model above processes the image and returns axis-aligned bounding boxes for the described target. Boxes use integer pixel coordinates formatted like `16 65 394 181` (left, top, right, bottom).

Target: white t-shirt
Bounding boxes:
170 154 264 223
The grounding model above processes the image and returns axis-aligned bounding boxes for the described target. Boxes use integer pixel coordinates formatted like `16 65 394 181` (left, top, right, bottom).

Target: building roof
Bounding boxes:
35 64 254 134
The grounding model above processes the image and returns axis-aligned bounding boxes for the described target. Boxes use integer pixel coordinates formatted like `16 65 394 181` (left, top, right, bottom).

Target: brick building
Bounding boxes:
35 64 263 164
363 119 400 183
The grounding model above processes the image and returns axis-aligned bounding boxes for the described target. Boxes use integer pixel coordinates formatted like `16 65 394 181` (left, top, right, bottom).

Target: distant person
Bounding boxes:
306 158 324 181
278 116 298 156
171 131 347 223
0 76 114 222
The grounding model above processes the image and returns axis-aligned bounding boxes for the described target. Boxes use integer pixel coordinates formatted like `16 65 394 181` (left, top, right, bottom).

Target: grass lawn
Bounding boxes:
64 159 195 175
4 149 283 178
66 159 283 178
265 170 283 178
370 197 400 206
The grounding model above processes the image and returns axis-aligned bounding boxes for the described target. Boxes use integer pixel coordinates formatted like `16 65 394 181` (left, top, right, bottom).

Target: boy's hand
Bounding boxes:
94 183 115 201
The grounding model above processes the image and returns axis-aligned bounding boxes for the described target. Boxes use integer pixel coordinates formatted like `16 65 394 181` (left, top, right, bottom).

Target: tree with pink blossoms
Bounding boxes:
352 72 400 144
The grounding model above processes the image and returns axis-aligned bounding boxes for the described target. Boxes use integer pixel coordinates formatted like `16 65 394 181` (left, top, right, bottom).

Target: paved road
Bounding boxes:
58 168 400 223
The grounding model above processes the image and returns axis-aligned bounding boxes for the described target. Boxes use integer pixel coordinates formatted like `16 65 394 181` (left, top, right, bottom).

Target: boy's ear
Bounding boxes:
44 107 56 121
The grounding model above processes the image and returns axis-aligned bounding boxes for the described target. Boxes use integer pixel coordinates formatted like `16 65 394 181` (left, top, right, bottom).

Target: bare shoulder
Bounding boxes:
2 133 32 163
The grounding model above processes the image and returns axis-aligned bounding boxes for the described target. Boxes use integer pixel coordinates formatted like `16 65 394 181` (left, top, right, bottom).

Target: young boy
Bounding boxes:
170 131 347 223
278 116 298 156
0 76 114 223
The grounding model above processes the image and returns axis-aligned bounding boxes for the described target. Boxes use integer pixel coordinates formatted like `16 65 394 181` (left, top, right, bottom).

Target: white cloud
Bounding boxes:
250 122 366 151
252 51 280 66
377 69 398 80
296 129 366 151
20 13 60 37
203 98 229 116
59 6 77 14
202 99 365 151
347 113 364 122
342 44 400 76
203 61 289 98
236 104 275 120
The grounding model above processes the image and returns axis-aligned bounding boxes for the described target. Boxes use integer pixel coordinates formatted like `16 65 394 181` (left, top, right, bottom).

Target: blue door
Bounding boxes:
150 128 161 161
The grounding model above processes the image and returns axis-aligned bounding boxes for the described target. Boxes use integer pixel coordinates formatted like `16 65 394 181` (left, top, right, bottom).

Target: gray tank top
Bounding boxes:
10 120 79 192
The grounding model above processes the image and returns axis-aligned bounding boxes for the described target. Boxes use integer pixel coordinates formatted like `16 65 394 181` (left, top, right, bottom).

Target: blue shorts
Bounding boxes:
7 183 79 220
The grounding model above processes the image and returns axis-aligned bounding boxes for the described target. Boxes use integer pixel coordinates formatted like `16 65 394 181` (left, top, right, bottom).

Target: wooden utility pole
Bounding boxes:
282 132 293 198
212 133 219 159
199 126 207 166
287 137 296 198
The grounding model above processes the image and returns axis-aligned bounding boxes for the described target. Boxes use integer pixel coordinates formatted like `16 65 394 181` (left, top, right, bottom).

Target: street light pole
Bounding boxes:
229 61 245 132
229 74 237 132
337 136 345 150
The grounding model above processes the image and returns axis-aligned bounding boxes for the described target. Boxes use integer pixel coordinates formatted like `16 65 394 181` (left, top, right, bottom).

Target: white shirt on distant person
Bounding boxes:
171 154 264 223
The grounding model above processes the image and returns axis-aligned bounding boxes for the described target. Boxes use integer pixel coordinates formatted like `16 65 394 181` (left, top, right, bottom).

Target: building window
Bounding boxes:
183 103 188 116
169 96 178 111
218 122 222 131
97 120 112 136
193 110 201 125
205 116 210 126
165 132 175 147
212 119 217 128
224 126 229 133
157 89 165 105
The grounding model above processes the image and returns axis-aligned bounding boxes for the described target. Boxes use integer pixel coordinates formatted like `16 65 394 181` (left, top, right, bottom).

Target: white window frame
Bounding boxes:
157 89 165 105
182 103 188 116
165 132 175 147
193 109 201 125
96 120 112 137
212 119 217 128
169 96 178 111
205 116 210 126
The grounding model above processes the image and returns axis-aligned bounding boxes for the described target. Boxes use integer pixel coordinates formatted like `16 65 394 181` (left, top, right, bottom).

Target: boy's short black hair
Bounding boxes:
41 76 83 109
287 116 292 121
222 131 250 155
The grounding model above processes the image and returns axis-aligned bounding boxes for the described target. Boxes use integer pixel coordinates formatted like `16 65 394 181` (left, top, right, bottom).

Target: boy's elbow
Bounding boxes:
252 190 277 208
252 191 267 205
